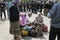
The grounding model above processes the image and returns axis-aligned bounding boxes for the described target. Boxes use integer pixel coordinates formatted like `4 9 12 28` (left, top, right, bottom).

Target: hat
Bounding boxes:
28 12 32 14
20 12 26 14
37 12 41 15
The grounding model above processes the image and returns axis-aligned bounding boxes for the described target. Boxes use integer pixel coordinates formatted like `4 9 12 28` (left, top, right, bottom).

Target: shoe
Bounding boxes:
14 36 22 40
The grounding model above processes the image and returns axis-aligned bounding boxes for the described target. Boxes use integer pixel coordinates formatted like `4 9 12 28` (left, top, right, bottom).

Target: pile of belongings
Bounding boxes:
20 24 48 37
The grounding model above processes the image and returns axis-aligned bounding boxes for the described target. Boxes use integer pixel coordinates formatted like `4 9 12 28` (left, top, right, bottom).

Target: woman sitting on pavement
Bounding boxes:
34 12 44 27
20 14 27 29
34 12 44 37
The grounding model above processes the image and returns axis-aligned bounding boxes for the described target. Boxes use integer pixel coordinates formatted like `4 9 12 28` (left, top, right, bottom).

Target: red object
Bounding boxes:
42 24 48 32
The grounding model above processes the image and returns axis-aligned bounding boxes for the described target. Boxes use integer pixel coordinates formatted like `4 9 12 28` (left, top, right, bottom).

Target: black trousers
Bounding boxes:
1 10 6 19
49 26 60 40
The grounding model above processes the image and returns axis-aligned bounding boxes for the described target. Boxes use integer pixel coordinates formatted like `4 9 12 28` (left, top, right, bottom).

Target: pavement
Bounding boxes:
0 10 52 40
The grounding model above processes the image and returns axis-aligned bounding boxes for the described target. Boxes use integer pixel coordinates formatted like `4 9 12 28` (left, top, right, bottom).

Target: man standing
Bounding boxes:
48 2 60 40
5 1 12 19
9 3 21 40
0 1 6 20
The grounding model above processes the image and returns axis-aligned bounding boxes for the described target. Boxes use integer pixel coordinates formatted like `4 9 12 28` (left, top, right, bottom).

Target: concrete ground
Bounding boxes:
0 10 56 40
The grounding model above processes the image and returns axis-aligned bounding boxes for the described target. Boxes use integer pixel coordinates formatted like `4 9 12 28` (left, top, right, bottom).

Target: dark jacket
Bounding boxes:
0 2 5 10
9 5 19 22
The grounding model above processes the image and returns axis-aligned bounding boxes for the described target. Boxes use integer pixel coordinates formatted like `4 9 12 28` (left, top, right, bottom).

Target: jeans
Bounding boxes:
49 26 60 40
1 10 6 19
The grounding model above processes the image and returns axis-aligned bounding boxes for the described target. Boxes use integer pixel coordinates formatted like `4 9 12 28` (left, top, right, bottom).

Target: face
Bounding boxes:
38 14 41 17
28 14 32 17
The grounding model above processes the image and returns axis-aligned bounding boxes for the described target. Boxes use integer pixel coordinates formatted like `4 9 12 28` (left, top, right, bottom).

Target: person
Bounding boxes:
9 3 21 40
23 2 26 12
39 1 43 14
34 12 43 27
26 12 32 23
44 1 53 16
0 1 6 20
48 2 60 40
34 12 44 37
5 1 12 19
26 2 29 11
20 13 27 29
18 2 23 12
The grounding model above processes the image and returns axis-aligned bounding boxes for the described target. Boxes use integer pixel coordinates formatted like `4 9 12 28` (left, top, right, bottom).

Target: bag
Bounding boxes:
21 29 28 36
36 25 43 37
28 28 37 37
23 26 32 31
42 24 48 32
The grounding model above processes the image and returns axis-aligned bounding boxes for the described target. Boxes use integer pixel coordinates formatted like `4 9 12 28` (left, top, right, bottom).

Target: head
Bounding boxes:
21 14 26 18
28 12 32 17
48 1 53 5
12 0 17 6
39 14 41 17
44 1 46 3
37 12 41 17
55 1 57 3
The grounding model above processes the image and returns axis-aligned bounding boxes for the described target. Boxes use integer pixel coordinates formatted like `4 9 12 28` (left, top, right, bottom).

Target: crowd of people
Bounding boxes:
18 1 54 13
0 0 60 40
0 0 57 20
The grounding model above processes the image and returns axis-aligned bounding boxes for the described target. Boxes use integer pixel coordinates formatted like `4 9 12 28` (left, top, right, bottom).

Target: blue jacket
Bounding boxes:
48 3 60 28
5 2 12 9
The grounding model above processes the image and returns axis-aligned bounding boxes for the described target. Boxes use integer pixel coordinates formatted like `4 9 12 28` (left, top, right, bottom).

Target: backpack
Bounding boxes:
21 29 28 36
41 24 48 32
23 26 32 31
28 28 37 37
